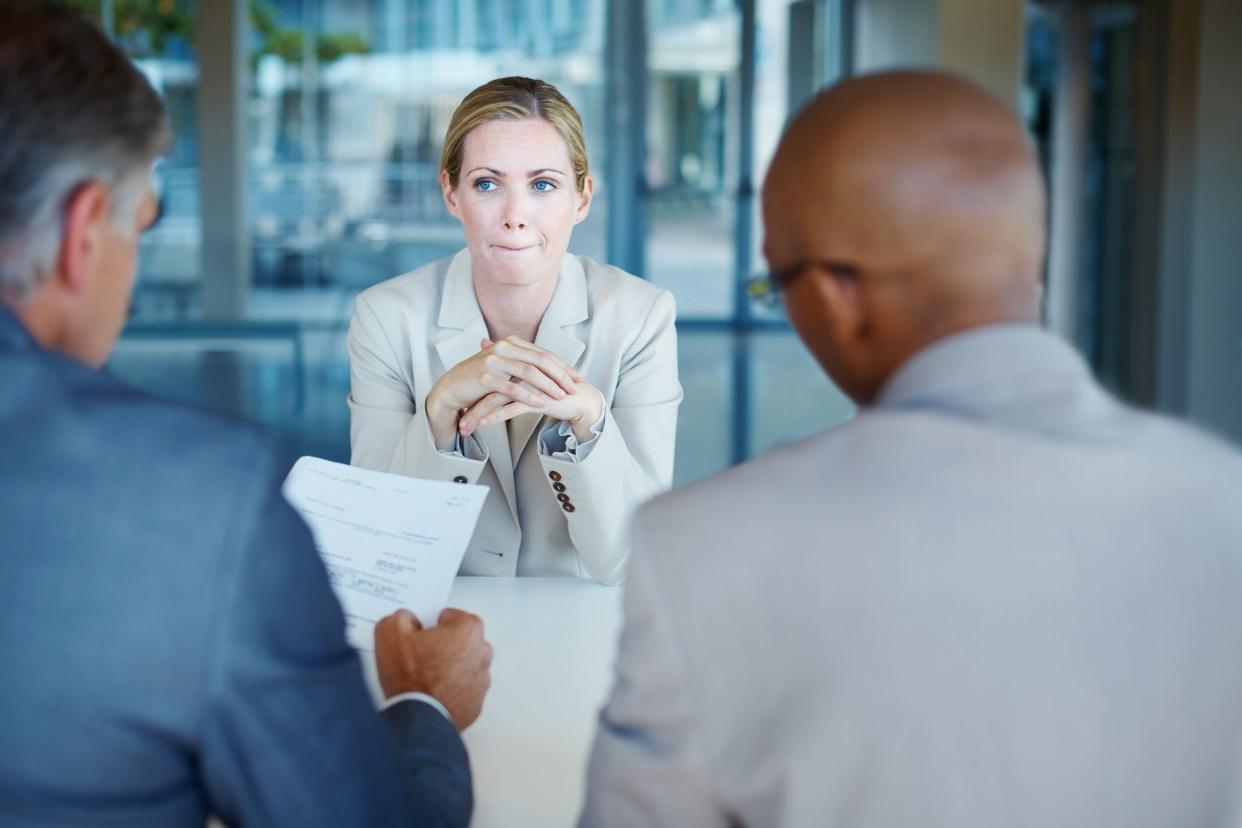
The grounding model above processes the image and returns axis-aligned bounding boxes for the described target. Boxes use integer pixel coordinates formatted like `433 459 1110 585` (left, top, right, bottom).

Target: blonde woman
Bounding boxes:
347 77 682 585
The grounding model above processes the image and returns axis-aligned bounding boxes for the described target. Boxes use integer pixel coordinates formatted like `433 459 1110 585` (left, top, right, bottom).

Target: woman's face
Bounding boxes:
442 118 594 287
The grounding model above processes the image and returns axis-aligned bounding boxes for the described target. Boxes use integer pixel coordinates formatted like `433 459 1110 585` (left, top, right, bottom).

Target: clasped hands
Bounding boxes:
426 335 602 450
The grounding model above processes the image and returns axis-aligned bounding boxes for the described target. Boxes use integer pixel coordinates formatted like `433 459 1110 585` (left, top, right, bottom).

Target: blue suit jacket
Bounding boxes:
0 307 471 827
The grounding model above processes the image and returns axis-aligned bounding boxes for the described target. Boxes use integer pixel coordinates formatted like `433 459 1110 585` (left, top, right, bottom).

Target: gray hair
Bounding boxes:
0 6 171 302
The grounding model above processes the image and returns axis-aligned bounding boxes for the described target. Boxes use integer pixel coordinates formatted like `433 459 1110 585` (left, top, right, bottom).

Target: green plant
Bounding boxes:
63 0 371 65
64 0 194 57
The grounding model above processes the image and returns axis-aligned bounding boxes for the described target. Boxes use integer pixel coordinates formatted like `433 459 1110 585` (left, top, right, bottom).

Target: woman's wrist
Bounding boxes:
425 390 461 452
568 387 604 444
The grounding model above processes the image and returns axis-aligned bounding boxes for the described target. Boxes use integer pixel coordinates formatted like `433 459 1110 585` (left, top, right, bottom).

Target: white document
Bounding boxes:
282 456 487 652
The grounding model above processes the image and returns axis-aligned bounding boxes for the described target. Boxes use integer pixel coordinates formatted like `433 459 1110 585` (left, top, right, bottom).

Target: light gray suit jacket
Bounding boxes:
581 324 1242 827
348 250 681 584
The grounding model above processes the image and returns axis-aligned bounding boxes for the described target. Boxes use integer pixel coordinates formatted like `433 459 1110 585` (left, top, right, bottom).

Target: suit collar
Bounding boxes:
432 249 590 527
436 249 480 330
433 250 489 388
436 248 589 329
533 253 588 368
876 324 1105 420
432 249 589 387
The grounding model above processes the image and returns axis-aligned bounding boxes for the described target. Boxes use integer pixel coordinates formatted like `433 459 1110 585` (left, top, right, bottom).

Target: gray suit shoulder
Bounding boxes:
1128 405 1242 469
633 424 845 570
59 361 288 506
634 398 1242 582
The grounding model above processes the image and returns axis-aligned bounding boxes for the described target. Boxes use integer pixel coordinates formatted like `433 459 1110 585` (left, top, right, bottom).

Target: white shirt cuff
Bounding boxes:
540 405 605 462
437 430 486 462
381 691 452 722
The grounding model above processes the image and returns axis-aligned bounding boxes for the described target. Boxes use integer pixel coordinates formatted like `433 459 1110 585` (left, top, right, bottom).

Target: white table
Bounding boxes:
447 577 624 827
211 578 621 828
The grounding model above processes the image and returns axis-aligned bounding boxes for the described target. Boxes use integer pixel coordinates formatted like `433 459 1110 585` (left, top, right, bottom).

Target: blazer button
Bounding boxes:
453 475 468 484
549 471 562 482
556 493 570 503
562 502 576 513
552 482 566 493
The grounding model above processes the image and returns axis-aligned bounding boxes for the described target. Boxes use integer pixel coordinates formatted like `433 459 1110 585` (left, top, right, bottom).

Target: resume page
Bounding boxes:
282 456 487 651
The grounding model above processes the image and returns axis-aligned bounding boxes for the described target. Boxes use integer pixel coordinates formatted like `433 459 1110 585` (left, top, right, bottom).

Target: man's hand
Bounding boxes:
374 608 493 731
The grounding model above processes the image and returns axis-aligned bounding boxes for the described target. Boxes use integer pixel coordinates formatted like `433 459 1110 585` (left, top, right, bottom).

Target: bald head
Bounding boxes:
762 71 1046 403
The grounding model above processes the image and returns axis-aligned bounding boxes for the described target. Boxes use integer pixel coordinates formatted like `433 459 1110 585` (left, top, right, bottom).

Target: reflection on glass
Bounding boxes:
96 0 866 487
674 332 734 486
746 0 842 324
644 1 738 318
748 332 854 457
644 0 840 323
1023 2 1139 390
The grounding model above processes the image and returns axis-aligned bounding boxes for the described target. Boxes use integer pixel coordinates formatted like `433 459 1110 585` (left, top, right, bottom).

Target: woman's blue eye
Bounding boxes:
475 179 497 192
533 180 556 192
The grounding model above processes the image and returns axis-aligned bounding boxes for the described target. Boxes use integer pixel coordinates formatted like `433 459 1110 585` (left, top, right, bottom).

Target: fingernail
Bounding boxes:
397 611 414 633
479 418 489 426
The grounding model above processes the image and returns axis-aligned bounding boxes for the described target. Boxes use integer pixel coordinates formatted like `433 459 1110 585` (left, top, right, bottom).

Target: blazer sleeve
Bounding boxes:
538 289 682 585
198 440 472 828
578 513 725 827
347 292 488 485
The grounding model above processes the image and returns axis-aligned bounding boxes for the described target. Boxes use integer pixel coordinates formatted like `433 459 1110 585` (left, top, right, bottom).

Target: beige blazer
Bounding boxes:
347 249 681 584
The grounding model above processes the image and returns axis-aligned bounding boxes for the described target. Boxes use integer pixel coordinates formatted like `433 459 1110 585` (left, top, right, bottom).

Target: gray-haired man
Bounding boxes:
0 7 489 826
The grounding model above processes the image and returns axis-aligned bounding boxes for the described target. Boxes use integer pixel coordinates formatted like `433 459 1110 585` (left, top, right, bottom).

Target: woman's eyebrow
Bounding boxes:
465 166 505 177
527 168 566 177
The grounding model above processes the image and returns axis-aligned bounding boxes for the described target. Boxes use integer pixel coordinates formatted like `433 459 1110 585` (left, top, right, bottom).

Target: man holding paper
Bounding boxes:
0 7 488 826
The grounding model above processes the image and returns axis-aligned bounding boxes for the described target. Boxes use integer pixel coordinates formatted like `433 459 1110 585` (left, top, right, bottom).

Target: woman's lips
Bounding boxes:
493 243 537 253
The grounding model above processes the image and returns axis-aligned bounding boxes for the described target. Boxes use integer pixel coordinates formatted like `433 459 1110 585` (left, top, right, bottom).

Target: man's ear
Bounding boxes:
573 174 595 225
440 169 462 220
813 268 869 346
56 181 111 295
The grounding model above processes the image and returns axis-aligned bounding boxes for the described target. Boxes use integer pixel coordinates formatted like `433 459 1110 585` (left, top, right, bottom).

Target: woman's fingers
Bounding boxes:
483 335 587 386
494 338 579 394
459 392 512 435
476 399 534 429
481 370 554 408
484 354 566 401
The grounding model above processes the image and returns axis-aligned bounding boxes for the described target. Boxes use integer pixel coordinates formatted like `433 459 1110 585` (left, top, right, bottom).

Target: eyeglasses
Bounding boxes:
747 259 860 310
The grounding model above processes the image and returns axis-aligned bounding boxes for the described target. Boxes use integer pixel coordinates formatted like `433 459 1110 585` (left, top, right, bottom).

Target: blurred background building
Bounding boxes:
74 0 1240 486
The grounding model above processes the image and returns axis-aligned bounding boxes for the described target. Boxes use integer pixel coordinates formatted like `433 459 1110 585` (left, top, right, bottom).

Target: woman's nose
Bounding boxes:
502 195 528 231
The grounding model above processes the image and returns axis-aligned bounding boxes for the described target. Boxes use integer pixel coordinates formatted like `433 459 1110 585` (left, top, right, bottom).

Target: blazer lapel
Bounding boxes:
431 250 519 524
509 255 590 459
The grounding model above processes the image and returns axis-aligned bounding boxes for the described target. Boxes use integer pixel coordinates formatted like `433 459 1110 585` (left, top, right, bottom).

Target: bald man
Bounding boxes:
579 71 1242 827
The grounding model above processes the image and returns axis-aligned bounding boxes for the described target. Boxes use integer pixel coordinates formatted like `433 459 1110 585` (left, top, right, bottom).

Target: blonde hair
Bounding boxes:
441 76 589 191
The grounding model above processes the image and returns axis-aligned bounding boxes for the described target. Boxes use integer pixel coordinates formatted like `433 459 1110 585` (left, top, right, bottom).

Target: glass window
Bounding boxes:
101 0 856 474
66 0 203 321
643 0 739 319
1023 0 1139 395
247 0 608 305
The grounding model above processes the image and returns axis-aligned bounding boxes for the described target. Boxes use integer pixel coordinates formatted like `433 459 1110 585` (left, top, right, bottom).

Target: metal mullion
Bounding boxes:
604 0 647 277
